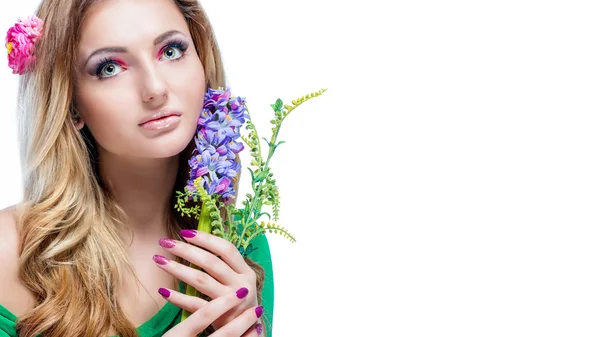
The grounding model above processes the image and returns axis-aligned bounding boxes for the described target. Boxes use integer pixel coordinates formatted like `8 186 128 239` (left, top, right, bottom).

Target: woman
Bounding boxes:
0 0 273 336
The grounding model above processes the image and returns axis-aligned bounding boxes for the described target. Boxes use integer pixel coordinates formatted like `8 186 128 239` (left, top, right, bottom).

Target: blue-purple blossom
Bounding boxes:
186 87 247 200
194 129 227 155
205 111 242 138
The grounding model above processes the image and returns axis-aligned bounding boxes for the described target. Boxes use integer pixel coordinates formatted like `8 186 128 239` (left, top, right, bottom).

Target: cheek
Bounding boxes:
75 84 138 145
173 58 206 118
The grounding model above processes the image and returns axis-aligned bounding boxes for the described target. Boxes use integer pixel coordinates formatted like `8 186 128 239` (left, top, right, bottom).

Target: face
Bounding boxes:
75 0 205 159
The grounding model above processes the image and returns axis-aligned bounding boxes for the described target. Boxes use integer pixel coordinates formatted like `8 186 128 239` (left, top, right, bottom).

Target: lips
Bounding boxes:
139 111 182 126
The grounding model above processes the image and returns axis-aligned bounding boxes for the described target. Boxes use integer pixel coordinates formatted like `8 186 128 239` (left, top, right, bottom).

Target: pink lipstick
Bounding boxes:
139 112 181 130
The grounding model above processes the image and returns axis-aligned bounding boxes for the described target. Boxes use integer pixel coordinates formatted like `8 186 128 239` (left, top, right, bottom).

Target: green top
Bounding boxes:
0 234 274 337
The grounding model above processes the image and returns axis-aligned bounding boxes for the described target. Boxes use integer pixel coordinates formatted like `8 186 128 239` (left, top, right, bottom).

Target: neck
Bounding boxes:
97 148 180 242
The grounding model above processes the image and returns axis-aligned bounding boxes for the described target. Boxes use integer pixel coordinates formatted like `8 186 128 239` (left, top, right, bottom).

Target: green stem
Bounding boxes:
244 120 281 229
181 202 211 321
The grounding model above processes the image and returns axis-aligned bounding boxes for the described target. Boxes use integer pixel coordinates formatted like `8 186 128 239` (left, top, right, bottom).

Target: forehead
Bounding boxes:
78 0 188 54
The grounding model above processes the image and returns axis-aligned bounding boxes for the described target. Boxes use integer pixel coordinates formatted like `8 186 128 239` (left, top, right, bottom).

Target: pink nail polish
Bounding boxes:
180 229 197 238
236 287 249 299
255 306 264 318
158 288 171 298
152 254 169 265
255 323 263 335
158 238 176 248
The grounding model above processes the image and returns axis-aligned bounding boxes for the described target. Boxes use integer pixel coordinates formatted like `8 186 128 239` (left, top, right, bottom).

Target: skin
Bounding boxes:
0 0 263 336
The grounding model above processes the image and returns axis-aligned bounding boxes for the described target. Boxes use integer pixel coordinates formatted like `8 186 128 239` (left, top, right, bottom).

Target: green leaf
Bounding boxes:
254 170 268 183
274 140 286 150
271 98 284 112
247 167 256 182
258 212 271 221
262 137 272 147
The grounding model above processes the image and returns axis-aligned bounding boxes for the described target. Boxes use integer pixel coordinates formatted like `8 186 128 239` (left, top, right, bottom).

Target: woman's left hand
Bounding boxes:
155 229 261 333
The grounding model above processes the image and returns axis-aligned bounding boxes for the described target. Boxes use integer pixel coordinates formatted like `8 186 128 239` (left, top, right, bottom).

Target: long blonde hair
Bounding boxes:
14 1 263 336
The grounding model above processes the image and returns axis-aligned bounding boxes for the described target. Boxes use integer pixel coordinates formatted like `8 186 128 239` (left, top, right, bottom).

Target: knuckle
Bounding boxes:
203 252 219 266
192 253 208 267
244 279 254 291
223 241 238 256
240 272 256 287
194 271 208 285
194 309 211 324
191 302 204 312
246 270 257 283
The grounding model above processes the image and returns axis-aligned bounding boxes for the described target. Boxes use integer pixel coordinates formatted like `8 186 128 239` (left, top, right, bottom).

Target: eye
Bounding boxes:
94 58 125 80
161 46 183 61
99 63 122 78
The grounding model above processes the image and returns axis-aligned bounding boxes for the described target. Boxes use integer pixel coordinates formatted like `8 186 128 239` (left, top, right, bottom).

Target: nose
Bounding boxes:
140 63 168 106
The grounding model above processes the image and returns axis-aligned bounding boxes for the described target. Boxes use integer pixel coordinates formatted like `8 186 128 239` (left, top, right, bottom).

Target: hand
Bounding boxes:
154 229 264 336
159 287 264 337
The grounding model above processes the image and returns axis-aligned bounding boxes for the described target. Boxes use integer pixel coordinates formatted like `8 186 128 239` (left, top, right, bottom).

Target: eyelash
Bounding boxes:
94 39 189 80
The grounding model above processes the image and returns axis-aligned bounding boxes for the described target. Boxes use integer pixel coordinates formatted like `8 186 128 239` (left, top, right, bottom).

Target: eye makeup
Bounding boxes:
89 38 190 81
157 38 189 60
93 57 128 80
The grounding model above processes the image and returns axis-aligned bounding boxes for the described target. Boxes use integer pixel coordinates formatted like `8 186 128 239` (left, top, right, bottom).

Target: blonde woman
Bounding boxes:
0 0 273 336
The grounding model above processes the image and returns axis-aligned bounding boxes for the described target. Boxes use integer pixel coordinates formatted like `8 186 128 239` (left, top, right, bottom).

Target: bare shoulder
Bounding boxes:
0 204 35 317
0 205 21 271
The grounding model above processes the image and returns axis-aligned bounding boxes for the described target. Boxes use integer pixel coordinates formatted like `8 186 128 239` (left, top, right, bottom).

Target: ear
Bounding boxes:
70 101 85 130
75 118 85 131
74 116 84 130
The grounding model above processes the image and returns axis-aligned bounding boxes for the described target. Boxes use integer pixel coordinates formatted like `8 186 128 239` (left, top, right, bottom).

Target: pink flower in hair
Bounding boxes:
5 16 44 75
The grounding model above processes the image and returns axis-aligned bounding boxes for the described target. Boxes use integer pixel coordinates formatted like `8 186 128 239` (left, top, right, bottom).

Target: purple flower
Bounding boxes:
229 96 250 121
216 140 244 160
203 87 231 112
205 111 241 138
188 154 209 180
192 176 235 199
185 87 248 200
221 159 241 179
193 129 227 155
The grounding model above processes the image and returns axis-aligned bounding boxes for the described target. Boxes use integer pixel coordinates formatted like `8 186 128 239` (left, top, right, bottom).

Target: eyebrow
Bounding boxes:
83 30 185 67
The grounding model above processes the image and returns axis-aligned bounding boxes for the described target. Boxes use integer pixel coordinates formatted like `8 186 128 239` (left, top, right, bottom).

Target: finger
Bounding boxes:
159 237 238 285
167 287 251 336
241 322 265 337
180 229 252 274
153 254 227 299
157 286 207 313
210 305 264 337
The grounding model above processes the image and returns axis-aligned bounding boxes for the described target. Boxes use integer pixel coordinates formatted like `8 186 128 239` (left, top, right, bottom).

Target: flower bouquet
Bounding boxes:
174 86 327 320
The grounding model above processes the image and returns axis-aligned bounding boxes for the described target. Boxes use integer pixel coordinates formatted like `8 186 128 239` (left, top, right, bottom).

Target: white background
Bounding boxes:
1 0 600 336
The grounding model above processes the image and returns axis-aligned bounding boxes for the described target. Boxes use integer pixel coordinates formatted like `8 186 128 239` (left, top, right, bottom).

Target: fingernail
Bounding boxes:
255 323 263 335
236 287 249 299
255 306 264 318
152 254 169 265
180 229 197 238
158 238 176 248
158 288 171 298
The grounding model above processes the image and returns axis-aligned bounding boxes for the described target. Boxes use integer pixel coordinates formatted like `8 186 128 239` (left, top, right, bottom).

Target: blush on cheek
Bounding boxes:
178 64 205 118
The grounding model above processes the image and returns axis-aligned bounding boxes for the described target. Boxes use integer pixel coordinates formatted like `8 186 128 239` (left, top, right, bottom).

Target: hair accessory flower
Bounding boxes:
5 15 44 75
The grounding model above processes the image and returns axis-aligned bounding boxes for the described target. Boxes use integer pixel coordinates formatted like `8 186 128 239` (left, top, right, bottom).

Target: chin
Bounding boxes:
144 126 197 159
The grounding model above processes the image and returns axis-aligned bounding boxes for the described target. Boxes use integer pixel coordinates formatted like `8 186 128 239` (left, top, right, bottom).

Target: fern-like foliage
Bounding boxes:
174 189 200 217
192 178 225 236
241 117 264 169
262 172 280 222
